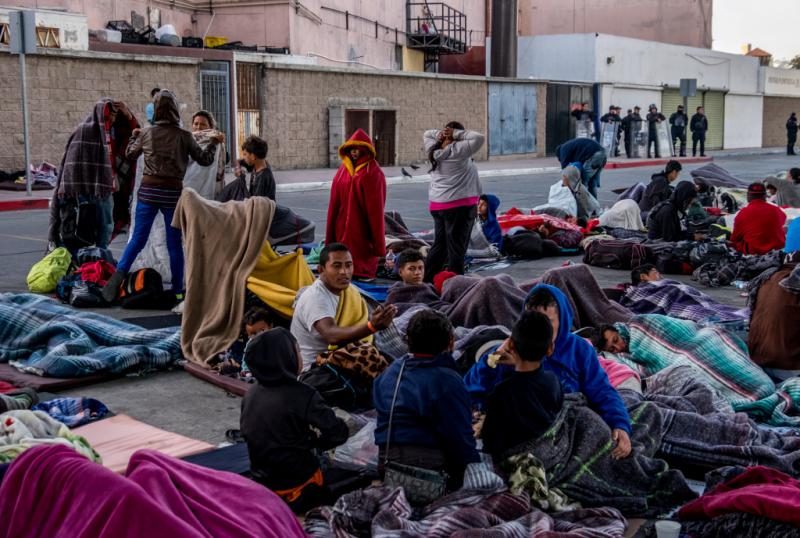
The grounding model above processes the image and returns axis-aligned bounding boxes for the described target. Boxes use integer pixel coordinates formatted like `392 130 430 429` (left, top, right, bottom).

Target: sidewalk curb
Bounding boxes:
0 198 50 212
606 156 712 169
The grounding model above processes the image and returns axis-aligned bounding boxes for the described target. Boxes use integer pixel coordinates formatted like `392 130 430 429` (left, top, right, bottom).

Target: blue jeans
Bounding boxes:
117 201 184 292
92 194 114 249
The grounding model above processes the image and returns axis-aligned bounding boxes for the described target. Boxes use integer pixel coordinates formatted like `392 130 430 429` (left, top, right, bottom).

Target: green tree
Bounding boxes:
790 55 800 70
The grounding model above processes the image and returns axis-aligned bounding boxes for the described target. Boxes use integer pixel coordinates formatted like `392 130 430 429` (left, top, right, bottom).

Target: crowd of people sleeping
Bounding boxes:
16 94 800 536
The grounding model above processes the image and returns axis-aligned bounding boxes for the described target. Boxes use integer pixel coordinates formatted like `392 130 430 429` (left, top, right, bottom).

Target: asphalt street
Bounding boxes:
0 153 795 443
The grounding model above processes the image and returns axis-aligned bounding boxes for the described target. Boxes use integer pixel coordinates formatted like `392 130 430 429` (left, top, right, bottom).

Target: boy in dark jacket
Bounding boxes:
481 311 563 459
240 135 276 200
373 309 480 490
646 181 698 242
639 160 682 217
240 328 349 511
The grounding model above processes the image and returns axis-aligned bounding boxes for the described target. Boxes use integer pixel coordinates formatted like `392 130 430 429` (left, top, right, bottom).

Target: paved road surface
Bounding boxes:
0 154 794 443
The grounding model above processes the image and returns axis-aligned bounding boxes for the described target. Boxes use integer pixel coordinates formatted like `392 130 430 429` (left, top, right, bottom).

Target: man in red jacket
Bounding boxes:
730 182 786 255
326 129 387 279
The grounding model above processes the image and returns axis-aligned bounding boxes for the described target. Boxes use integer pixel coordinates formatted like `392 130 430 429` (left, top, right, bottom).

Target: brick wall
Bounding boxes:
262 66 494 170
763 96 800 148
0 50 200 170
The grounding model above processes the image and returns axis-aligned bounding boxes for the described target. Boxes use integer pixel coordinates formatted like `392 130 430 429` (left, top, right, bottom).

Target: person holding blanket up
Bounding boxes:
465 284 632 459
326 129 386 280
290 243 397 371
102 90 223 303
423 122 485 281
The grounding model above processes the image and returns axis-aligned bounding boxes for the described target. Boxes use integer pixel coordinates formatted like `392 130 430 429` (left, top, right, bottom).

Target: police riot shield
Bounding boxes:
599 122 619 156
629 119 648 158
574 118 595 139
656 121 675 158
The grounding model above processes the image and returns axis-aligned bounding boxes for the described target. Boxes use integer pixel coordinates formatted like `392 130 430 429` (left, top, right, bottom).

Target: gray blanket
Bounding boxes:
384 283 450 315
441 275 526 330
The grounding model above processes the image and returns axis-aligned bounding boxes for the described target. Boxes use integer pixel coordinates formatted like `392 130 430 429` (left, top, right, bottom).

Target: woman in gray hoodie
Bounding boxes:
422 122 485 281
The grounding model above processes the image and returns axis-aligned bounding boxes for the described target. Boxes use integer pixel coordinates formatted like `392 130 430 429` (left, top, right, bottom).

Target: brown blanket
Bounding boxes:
540 264 632 329
749 265 800 370
173 189 275 366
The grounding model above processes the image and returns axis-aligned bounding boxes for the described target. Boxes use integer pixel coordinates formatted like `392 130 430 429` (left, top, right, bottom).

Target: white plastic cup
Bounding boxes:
655 520 681 538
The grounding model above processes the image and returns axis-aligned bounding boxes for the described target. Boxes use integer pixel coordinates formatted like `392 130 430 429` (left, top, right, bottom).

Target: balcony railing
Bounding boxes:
406 1 467 55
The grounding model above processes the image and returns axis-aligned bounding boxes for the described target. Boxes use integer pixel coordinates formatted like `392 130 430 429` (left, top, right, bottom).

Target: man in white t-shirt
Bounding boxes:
291 243 397 369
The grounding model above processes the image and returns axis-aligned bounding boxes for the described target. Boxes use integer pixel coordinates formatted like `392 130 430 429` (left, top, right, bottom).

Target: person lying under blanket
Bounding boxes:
594 315 800 427
290 243 397 371
623 263 750 324
465 284 633 458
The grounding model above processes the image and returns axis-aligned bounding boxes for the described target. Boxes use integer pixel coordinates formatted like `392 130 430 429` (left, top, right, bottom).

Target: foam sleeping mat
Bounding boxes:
0 363 118 392
73 414 214 474
182 361 250 397
182 443 251 475
121 314 182 330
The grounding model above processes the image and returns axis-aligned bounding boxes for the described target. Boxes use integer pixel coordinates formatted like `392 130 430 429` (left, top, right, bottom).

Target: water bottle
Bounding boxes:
732 280 747 290
385 251 396 271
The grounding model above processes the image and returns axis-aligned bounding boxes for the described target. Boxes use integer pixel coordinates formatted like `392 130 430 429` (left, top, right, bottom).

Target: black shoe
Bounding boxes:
101 270 127 303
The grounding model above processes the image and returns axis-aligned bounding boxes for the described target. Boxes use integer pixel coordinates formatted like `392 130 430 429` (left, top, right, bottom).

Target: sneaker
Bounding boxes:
101 270 127 303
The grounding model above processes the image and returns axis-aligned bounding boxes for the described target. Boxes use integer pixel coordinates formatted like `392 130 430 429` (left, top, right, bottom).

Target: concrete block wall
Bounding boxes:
263 66 490 170
0 51 201 170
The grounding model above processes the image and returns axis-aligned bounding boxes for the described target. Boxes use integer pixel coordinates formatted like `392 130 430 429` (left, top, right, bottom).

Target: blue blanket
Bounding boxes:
0 294 182 378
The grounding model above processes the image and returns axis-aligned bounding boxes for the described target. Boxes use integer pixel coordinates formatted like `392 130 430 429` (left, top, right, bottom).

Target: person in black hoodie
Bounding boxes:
669 105 688 157
787 113 798 156
646 104 666 158
691 106 708 157
240 328 349 511
646 181 698 242
638 159 682 218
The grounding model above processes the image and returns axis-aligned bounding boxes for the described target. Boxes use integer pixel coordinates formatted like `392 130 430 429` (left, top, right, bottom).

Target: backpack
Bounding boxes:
118 268 171 309
298 363 370 411
76 247 116 266
27 248 73 293
69 280 107 308
689 241 736 268
582 239 652 270
653 240 694 275
58 197 97 249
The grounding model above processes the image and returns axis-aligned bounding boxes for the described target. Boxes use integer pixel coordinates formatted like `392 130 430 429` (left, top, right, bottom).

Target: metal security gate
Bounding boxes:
662 88 724 150
488 82 537 156
200 61 232 155
545 83 593 155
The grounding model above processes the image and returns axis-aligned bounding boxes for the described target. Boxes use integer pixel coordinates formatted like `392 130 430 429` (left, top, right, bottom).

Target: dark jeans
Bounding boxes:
424 204 477 281
789 134 797 155
117 201 184 292
647 131 660 158
93 194 114 249
693 132 706 156
672 128 687 156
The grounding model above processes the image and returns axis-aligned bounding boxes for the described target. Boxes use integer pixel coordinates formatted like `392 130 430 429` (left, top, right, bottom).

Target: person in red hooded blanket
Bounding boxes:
326 129 387 279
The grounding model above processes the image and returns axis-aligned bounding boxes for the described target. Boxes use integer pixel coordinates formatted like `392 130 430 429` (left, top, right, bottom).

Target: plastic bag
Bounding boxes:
332 419 378 470
534 180 577 217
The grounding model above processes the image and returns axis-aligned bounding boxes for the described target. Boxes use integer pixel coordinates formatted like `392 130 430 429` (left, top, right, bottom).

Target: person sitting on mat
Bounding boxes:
373 308 480 493
240 328 351 512
480 310 563 459
290 243 397 370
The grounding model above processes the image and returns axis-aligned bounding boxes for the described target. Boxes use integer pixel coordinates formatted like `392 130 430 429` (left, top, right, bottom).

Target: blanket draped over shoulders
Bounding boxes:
173 189 275 366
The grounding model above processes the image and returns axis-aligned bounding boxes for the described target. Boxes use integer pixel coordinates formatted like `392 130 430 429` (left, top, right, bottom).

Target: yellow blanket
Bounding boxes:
247 243 371 343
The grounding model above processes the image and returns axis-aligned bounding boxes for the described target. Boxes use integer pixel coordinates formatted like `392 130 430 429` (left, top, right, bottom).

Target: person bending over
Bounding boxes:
240 328 349 512
373 309 480 491
290 243 397 370
481 311 563 459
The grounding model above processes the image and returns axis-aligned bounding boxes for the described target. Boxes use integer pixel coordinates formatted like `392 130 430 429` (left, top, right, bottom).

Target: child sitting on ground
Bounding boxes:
480 311 563 458
217 306 275 378
396 248 425 285
240 328 350 512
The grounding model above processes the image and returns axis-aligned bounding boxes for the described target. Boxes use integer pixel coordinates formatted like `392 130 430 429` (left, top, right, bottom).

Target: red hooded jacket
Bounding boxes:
325 129 387 278
730 199 786 255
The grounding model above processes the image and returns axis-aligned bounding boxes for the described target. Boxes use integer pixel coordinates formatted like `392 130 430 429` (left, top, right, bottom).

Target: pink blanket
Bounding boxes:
0 445 306 538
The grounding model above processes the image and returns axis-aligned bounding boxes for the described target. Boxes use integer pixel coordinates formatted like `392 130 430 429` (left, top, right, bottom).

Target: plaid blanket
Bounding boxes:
504 394 697 518
0 294 181 378
620 279 749 323
31 397 109 428
614 315 800 426
305 462 627 537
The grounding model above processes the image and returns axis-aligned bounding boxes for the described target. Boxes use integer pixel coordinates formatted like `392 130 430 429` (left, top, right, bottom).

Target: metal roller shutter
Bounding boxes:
661 89 702 119
702 91 725 150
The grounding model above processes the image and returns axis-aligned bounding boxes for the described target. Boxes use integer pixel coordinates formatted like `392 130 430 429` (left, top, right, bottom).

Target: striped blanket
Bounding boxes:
613 315 800 426
620 279 749 323
0 294 181 378
505 394 697 518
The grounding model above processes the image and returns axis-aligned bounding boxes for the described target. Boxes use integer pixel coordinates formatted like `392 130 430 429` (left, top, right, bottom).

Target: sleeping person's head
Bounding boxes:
631 263 661 285
595 325 629 354
524 288 560 344
406 309 454 357
396 249 425 285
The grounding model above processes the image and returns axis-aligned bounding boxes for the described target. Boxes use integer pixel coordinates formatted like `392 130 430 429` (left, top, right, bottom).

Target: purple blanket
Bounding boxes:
620 279 749 323
385 282 450 314
442 275 527 330
0 445 305 538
